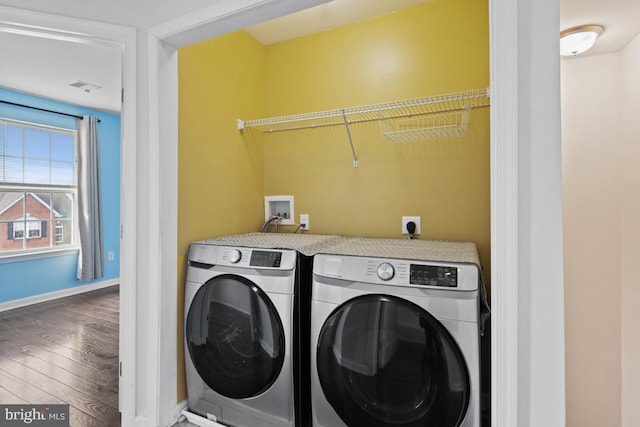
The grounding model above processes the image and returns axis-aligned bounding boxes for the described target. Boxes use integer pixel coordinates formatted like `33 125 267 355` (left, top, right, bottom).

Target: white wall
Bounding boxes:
562 33 640 427
620 33 640 427
561 52 622 427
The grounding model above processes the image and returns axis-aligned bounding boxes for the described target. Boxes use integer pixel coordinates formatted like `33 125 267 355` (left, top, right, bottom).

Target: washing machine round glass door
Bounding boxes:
316 294 470 427
186 274 285 399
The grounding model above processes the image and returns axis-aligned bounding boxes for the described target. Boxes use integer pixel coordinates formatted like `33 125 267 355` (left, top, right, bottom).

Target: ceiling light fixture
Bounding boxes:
560 24 604 57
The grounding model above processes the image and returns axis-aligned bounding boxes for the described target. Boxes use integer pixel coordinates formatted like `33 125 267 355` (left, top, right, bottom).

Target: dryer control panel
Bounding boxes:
410 264 457 287
313 254 478 291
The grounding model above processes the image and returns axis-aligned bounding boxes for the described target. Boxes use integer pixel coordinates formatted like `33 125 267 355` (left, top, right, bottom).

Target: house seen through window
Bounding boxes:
0 118 77 255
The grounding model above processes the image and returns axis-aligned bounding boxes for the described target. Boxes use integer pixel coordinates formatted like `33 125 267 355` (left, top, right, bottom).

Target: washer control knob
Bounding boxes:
228 249 242 264
377 262 395 281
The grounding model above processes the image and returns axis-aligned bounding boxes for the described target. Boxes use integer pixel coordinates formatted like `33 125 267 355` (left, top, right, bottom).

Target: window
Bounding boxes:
56 223 64 244
0 118 77 255
28 221 42 238
11 219 42 239
12 222 24 239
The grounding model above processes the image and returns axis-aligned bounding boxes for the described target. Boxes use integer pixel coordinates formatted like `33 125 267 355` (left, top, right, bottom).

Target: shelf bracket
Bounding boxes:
341 109 358 167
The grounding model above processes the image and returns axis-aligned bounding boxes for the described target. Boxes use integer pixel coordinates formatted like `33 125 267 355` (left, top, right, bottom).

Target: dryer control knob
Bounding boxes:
228 249 242 264
377 262 395 281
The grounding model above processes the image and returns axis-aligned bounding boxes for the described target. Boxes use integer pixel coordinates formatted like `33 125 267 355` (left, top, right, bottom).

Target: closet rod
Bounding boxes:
0 100 100 122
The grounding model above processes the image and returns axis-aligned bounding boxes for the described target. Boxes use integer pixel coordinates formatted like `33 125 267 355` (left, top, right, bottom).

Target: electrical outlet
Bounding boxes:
401 216 421 235
300 214 309 231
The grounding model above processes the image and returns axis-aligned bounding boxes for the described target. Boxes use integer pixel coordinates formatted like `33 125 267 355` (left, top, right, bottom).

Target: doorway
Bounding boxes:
0 9 137 426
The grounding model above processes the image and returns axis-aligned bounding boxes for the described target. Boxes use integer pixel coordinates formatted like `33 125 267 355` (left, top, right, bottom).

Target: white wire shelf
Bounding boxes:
238 88 489 132
237 87 490 166
380 106 471 142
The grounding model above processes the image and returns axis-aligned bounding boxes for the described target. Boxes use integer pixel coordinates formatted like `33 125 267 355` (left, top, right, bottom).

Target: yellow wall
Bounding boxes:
262 0 490 274
177 30 267 400
177 0 489 402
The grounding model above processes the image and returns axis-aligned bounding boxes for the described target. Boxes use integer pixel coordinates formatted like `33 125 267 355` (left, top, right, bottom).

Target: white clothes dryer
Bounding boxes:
310 238 488 427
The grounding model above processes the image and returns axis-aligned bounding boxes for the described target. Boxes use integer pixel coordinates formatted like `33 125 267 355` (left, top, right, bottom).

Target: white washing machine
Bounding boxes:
184 233 344 427
184 243 297 426
310 238 488 427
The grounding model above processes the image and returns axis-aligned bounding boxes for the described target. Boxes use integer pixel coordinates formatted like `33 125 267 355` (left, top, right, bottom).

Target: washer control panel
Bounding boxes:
188 244 295 270
249 250 282 268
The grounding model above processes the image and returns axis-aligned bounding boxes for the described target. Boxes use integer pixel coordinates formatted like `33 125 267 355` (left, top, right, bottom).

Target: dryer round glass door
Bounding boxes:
316 294 470 427
186 274 285 399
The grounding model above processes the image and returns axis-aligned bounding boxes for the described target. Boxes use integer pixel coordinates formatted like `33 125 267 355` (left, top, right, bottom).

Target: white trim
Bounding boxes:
489 0 566 426
157 37 180 427
0 7 138 427
0 116 79 133
0 278 119 312
145 29 163 427
0 10 124 49
150 0 275 39
152 0 332 48
117 18 137 427
0 247 79 264
489 0 519 425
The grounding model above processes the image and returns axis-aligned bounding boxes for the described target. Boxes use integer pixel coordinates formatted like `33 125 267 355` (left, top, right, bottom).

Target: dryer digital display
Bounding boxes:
410 264 458 287
250 250 282 267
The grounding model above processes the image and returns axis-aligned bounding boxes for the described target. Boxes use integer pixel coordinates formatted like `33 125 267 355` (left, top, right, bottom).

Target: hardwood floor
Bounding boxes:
0 286 120 426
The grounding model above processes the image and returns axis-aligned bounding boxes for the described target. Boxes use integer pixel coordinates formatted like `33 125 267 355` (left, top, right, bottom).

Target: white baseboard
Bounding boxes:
0 278 120 312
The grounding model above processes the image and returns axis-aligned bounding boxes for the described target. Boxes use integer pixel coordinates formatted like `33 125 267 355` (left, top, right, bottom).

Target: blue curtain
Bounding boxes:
76 116 103 281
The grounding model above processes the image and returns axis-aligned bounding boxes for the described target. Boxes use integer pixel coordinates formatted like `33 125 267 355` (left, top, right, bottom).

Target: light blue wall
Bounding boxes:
0 87 120 303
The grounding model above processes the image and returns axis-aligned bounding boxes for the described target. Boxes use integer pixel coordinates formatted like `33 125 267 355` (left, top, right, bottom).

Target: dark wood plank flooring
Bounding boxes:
0 286 120 427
